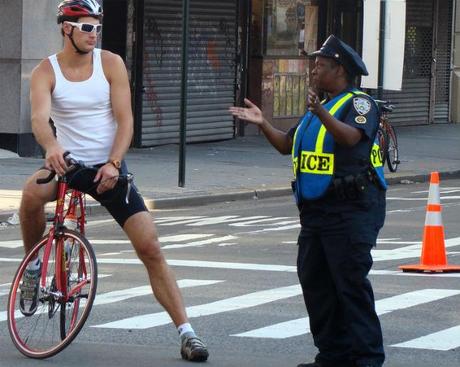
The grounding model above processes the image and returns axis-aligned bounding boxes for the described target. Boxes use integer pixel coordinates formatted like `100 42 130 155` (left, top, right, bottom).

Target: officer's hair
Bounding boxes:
330 59 355 85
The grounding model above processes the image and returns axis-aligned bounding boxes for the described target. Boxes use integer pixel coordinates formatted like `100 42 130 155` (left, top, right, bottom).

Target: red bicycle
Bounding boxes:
7 154 132 359
375 99 400 172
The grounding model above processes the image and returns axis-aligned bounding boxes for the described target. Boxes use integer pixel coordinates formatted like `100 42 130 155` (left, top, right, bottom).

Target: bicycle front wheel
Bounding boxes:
386 124 400 172
7 230 97 359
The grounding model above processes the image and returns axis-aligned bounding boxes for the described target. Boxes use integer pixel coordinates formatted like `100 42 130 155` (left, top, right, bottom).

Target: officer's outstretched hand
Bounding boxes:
229 98 264 126
307 89 323 115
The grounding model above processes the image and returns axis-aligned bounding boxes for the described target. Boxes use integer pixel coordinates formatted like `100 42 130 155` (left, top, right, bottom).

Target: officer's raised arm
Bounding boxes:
229 98 293 155
307 86 362 147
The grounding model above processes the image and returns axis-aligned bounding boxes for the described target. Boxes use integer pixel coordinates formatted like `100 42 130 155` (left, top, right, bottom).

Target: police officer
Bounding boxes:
229 35 386 367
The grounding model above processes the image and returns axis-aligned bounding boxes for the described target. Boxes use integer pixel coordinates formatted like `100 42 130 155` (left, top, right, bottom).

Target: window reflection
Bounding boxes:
264 0 319 56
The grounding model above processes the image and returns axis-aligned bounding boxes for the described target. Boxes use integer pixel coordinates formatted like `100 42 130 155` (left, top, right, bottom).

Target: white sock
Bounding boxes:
27 258 40 271
177 323 195 338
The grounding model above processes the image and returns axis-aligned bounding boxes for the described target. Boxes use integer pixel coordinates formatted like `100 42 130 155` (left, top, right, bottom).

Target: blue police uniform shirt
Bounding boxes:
335 90 379 177
288 88 384 219
288 88 378 178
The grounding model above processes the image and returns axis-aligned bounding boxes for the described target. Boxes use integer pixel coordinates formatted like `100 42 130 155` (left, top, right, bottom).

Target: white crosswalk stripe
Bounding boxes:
232 289 460 339
391 325 460 351
1 270 460 352
92 284 302 329
0 279 222 323
162 235 238 250
2 212 460 354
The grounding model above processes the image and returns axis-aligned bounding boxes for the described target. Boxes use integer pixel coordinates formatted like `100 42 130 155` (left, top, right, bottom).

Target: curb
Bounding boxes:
146 187 294 210
2 170 460 222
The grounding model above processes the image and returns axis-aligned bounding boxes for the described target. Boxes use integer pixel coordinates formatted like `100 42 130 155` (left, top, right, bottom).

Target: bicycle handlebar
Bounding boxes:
36 171 57 185
36 152 78 185
36 152 134 204
374 99 395 113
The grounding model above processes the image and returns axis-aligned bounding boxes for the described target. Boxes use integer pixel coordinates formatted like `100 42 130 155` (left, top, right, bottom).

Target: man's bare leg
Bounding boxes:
123 211 188 325
19 170 57 253
18 170 57 315
123 211 209 361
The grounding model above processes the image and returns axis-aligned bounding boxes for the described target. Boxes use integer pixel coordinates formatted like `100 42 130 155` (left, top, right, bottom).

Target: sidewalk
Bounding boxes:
1 123 459 222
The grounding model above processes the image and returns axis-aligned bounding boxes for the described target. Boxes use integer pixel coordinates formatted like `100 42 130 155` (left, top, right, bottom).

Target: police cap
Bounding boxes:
309 35 369 76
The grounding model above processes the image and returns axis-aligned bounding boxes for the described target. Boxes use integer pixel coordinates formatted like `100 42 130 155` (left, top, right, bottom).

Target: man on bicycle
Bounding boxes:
18 0 208 362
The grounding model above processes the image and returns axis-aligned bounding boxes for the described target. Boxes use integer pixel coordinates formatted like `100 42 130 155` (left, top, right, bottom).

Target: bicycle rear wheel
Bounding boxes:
386 124 400 172
7 230 97 359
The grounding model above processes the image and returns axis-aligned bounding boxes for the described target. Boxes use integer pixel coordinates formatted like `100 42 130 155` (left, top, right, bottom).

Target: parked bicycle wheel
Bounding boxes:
386 124 400 172
7 230 97 359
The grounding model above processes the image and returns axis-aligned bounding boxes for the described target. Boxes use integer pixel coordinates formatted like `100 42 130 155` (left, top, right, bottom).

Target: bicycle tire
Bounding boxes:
7 230 97 359
60 232 89 340
386 124 400 172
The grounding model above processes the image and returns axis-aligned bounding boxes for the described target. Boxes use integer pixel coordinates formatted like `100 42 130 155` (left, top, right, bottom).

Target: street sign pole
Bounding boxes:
179 0 190 187
378 0 386 99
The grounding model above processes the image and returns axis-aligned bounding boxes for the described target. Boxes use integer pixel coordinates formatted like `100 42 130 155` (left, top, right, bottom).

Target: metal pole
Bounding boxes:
237 0 251 137
377 0 386 100
133 0 144 147
179 0 190 187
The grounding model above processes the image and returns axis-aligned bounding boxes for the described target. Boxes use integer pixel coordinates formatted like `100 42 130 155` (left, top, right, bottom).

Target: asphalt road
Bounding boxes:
1 179 460 367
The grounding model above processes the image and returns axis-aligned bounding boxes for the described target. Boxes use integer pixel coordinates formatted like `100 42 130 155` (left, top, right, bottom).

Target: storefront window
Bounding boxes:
264 0 319 56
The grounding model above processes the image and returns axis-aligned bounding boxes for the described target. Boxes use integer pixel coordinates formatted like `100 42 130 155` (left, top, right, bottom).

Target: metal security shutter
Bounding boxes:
433 0 452 123
380 0 433 126
141 0 237 146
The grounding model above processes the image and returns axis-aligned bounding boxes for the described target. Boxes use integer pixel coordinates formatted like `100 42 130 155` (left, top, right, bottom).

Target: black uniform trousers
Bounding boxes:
296 186 386 367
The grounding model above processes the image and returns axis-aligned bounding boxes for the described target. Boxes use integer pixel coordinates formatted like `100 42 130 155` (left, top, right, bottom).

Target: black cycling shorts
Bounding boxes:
62 161 148 227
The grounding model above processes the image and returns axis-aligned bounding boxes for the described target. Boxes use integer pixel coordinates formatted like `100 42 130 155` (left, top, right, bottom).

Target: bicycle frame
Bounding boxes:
39 178 88 303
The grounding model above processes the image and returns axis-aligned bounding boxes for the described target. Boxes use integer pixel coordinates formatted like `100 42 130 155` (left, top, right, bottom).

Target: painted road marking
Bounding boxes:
92 284 302 329
91 279 223 307
387 196 460 201
233 289 460 339
0 234 215 249
372 236 460 261
154 216 205 224
3 249 460 271
162 235 238 250
0 279 221 323
229 217 290 227
392 325 460 351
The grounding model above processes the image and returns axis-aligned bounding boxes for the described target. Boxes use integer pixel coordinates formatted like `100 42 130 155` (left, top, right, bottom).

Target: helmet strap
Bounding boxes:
68 27 90 55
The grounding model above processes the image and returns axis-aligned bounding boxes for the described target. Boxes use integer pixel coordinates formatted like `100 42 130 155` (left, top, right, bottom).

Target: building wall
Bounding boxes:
0 0 62 155
451 0 460 123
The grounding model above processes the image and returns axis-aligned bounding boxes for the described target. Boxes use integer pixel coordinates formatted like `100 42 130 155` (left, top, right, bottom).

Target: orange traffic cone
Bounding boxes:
400 172 460 273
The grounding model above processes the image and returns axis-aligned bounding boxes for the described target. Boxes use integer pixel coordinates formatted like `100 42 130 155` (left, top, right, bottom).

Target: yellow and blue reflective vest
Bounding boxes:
291 90 387 202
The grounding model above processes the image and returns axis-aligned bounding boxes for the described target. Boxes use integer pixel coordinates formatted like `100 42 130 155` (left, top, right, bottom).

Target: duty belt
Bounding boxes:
327 170 380 200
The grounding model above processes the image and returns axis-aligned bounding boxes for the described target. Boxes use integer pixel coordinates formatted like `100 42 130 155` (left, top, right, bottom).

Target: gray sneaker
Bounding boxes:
180 334 209 362
19 261 41 316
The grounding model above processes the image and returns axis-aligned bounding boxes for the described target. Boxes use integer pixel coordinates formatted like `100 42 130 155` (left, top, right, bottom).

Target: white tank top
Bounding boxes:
49 48 116 165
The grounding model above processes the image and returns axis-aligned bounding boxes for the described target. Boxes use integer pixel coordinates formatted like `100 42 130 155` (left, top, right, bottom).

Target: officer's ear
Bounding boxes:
336 64 348 79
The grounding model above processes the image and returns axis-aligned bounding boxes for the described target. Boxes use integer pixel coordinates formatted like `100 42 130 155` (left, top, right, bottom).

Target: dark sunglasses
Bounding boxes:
66 21 102 34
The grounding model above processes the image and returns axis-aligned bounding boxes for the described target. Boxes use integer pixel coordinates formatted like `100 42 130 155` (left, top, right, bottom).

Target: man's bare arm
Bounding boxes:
30 61 67 175
104 51 134 162
94 51 134 194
